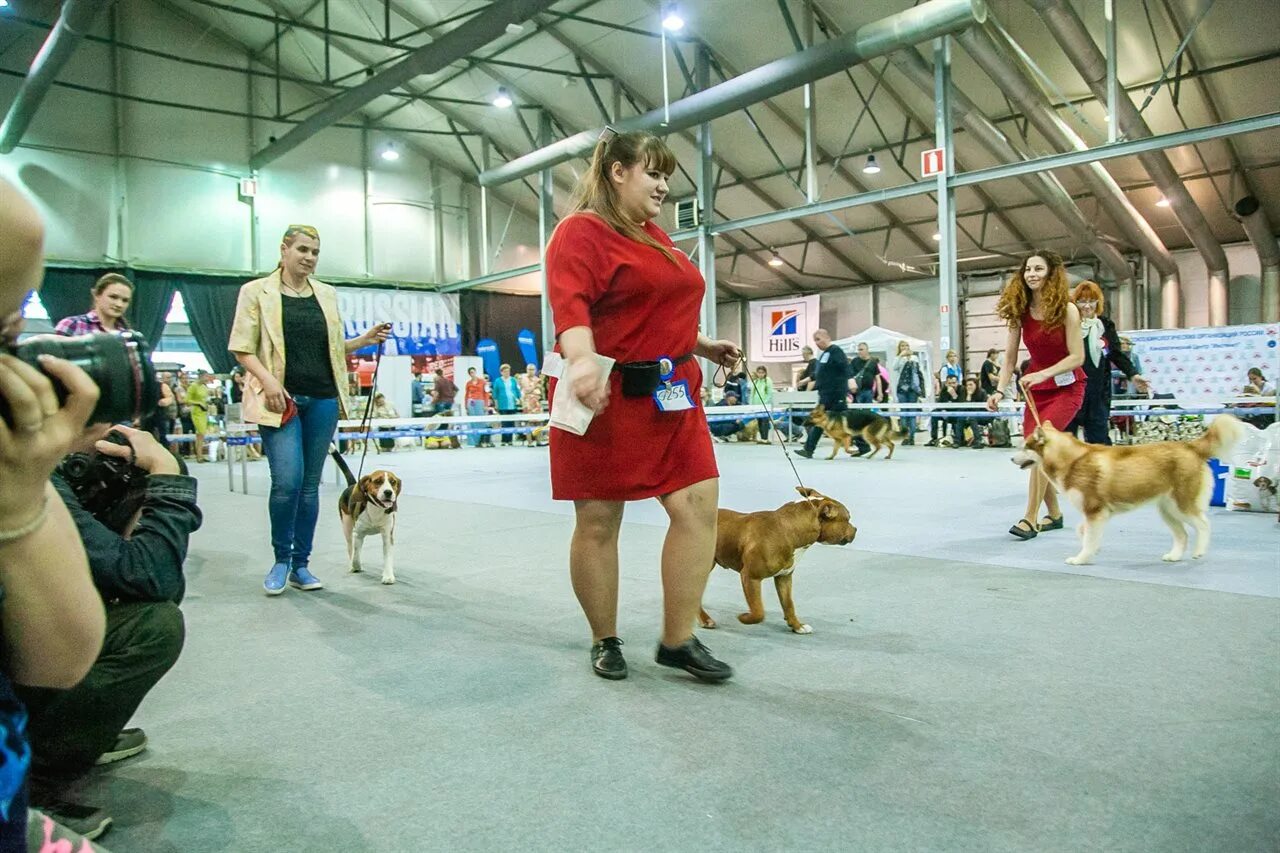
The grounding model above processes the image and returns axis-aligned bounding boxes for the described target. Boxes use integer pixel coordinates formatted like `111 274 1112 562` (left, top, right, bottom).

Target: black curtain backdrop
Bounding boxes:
37 267 106 325
176 277 246 374
128 272 177 346
459 291 541 368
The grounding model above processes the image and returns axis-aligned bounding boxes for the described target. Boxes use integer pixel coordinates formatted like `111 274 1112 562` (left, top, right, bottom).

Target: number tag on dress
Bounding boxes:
654 380 695 412
1052 371 1077 387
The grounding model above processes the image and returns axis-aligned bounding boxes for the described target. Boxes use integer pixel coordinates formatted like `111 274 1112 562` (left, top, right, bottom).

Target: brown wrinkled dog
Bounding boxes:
1013 415 1244 565
805 404 905 460
699 486 857 634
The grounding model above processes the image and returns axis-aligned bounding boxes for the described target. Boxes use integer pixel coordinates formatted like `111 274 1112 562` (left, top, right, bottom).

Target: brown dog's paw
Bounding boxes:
737 612 765 625
698 615 717 629
790 623 813 634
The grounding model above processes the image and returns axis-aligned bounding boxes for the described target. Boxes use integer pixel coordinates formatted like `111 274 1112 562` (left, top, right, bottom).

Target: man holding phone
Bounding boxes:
227 224 390 595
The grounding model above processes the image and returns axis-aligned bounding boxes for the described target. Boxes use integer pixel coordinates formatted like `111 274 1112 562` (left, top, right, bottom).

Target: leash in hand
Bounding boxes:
329 339 385 487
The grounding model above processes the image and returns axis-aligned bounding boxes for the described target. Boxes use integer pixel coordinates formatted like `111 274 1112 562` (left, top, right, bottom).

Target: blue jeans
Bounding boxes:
259 395 339 568
897 389 919 434
466 399 489 446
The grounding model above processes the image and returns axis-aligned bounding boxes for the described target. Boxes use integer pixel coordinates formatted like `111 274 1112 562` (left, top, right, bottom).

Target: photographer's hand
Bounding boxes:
0 353 100 525
95 424 180 475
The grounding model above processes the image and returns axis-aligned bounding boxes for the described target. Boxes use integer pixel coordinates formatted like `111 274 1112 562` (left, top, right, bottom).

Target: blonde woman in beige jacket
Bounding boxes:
228 225 389 596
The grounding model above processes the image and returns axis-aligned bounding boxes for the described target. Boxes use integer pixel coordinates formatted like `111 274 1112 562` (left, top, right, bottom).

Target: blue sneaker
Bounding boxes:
263 561 289 596
288 566 324 591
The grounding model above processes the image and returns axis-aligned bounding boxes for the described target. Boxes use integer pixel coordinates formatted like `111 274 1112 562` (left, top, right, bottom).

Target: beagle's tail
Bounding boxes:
329 444 357 487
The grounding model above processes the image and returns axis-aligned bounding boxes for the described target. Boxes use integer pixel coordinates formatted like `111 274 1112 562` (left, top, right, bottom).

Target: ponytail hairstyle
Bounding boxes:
995 248 1070 329
565 129 679 264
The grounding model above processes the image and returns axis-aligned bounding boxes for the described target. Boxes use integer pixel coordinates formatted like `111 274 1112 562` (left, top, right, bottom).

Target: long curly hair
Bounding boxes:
995 249 1070 328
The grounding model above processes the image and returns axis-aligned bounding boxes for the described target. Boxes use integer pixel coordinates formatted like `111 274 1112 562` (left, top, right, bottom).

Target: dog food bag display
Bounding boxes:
1225 421 1280 514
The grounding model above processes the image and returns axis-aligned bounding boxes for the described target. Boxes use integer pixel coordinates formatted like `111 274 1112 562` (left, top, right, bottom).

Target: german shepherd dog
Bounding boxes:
1013 415 1245 565
805 404 906 460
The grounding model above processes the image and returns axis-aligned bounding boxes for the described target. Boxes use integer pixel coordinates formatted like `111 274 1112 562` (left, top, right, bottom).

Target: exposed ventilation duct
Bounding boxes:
0 0 111 154
1236 196 1280 323
1030 0 1230 326
887 47 1134 288
955 24 1184 327
478 0 988 186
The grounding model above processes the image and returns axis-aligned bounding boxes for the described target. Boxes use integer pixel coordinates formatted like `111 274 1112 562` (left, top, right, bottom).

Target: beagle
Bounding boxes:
338 470 402 584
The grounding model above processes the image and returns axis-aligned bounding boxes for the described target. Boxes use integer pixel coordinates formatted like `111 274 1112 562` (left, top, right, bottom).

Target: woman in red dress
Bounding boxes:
546 130 741 682
987 250 1085 539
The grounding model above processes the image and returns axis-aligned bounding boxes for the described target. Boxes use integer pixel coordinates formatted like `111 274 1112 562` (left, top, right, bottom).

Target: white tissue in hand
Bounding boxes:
543 351 615 436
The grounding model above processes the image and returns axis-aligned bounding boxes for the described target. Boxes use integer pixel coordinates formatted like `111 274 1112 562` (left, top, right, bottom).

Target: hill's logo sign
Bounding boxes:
750 296 819 362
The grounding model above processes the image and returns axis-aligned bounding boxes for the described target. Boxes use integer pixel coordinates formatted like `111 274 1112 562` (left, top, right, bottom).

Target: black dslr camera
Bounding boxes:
56 429 151 534
0 330 160 429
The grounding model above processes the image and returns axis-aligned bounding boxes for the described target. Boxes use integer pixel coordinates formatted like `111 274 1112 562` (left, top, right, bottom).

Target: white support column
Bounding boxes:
802 0 819 204
1105 0 1119 144
696 46 717 352
431 161 445 284
538 110 556 355
480 137 491 276
934 37 960 358
362 121 374 278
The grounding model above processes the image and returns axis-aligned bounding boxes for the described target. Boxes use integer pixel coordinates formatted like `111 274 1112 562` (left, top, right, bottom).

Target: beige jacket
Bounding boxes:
227 269 351 427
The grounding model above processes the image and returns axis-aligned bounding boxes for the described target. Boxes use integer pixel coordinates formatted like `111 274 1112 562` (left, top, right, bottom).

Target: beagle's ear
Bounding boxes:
390 474 402 494
356 475 373 494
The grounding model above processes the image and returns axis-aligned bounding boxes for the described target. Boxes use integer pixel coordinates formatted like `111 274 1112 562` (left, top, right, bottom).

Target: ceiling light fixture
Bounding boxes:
380 143 400 162
767 250 784 268
862 154 881 175
1155 196 1171 207
492 87 513 109
661 4 685 31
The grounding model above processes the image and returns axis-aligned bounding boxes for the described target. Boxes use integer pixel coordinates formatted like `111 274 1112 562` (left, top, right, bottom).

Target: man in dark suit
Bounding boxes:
795 328 850 459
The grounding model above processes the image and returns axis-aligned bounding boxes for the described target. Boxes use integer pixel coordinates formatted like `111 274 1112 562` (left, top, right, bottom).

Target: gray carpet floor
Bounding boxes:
72 442 1279 852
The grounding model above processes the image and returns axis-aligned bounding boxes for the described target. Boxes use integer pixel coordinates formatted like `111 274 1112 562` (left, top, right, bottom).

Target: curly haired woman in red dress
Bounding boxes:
545 130 742 682
986 250 1085 539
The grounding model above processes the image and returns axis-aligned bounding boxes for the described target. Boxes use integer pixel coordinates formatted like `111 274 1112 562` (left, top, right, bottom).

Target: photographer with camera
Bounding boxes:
17 422 201 841
0 177 111 849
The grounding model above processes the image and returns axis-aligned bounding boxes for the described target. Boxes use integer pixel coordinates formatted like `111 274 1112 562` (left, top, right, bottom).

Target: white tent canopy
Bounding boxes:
831 325 935 398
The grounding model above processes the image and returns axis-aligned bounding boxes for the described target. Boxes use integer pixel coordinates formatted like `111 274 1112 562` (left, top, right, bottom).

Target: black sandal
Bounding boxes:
1008 518 1038 540
1038 515 1064 531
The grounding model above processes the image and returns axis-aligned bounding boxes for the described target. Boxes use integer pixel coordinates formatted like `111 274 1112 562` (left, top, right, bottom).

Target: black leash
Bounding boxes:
329 340 384 487
719 356 807 492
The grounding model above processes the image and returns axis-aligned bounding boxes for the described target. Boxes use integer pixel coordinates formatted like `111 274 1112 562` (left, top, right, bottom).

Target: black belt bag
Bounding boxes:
615 353 693 398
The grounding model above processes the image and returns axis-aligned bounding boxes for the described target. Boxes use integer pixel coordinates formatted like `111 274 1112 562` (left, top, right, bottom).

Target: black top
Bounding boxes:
980 359 999 394
282 294 338 399
849 355 877 390
798 358 817 383
815 344 849 407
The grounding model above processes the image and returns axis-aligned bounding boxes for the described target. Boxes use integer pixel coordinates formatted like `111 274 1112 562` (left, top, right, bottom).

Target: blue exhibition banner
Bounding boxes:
476 338 501 380
517 329 539 369
336 287 462 356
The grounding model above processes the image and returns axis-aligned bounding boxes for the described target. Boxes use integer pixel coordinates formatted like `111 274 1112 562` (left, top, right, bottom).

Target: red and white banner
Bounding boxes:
748 295 821 363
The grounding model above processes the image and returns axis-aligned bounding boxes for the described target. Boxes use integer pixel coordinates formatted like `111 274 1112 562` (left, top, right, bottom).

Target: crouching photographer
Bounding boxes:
15 423 202 839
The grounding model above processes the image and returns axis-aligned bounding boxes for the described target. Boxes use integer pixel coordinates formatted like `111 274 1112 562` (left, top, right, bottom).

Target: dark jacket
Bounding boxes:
1083 315 1138 383
814 345 849 407
51 472 203 605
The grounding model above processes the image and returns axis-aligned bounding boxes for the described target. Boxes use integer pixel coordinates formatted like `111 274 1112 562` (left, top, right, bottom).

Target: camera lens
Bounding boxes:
9 331 159 426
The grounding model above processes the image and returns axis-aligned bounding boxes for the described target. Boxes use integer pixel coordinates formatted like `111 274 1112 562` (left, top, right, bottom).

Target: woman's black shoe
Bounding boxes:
1038 515 1064 531
655 636 733 682
1008 518 1038 540
591 637 627 680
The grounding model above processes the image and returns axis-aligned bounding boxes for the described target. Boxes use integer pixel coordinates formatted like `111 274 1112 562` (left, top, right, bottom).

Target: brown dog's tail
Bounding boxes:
1190 414 1246 460
329 444 357 487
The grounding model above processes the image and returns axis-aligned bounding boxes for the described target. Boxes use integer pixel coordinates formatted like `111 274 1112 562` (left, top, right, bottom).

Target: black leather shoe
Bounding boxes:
655 636 734 682
793 449 814 459
591 637 627 680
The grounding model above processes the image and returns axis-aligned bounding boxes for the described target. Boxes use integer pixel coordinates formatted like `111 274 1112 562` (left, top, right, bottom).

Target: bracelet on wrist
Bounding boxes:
0 494 50 545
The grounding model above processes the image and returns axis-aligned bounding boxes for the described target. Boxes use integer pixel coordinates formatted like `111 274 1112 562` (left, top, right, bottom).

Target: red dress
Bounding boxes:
1021 313 1086 438
545 213 717 501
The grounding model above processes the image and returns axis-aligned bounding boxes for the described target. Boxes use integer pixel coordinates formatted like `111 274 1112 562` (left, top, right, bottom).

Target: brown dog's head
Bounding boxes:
804 404 830 429
359 470 402 507
796 486 857 545
1011 421 1063 470
1255 476 1277 496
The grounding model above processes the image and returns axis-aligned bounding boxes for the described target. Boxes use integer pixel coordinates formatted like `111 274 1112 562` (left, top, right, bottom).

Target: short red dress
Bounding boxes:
545 213 717 501
1021 313 1086 438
